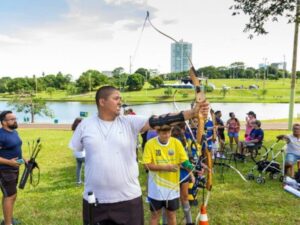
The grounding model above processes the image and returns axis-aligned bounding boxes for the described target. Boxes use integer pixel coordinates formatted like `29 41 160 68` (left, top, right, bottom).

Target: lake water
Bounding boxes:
0 101 299 124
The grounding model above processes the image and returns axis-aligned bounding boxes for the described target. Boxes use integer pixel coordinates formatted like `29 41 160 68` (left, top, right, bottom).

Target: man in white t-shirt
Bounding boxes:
69 85 208 225
277 123 300 177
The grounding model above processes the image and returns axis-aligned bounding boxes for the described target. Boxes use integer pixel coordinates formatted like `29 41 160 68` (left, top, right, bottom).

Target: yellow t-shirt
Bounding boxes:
143 137 188 200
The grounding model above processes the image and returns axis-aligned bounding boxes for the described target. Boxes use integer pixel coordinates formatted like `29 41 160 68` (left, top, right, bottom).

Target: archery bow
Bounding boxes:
189 68 213 206
145 10 213 203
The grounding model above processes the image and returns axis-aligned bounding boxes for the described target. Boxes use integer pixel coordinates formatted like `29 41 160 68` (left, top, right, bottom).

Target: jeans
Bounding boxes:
76 157 85 183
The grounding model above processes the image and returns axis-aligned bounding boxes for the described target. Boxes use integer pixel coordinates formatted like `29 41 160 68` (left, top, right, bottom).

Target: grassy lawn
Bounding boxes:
0 78 299 103
1 129 299 225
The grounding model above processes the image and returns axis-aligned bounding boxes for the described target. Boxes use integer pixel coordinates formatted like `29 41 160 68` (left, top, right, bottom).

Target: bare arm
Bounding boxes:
277 135 290 143
0 157 20 168
144 163 179 172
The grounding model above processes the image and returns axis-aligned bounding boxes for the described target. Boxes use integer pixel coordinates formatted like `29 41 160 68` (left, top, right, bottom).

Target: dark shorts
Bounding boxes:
180 176 190 184
0 170 19 197
149 197 179 212
83 196 144 225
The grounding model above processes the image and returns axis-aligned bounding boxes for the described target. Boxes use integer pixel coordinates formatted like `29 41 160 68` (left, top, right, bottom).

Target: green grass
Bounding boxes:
1 129 300 225
0 78 298 103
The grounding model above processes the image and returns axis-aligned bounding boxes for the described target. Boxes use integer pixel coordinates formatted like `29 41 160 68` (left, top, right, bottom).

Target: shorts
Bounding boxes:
149 197 179 212
180 169 190 184
0 170 19 197
228 132 239 138
285 153 300 165
83 196 144 225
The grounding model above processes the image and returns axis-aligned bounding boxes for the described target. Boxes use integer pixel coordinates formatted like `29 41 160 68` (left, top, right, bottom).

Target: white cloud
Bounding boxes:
0 34 28 45
0 0 297 78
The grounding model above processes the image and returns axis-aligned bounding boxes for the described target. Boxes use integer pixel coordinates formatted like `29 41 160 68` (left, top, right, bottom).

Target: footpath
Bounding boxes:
18 121 291 130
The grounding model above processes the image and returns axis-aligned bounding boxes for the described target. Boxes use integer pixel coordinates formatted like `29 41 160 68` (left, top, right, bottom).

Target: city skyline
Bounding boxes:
0 0 295 78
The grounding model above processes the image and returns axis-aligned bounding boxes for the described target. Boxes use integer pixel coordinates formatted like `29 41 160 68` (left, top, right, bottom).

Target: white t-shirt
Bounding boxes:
286 134 300 156
69 114 147 203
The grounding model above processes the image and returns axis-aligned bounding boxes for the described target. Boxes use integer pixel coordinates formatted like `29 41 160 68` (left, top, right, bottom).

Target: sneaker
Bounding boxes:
1 218 21 225
12 218 21 225
145 197 150 203
76 181 82 186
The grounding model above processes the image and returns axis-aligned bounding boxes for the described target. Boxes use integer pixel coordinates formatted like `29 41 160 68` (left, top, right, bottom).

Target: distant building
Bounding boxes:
259 62 287 70
171 40 192 73
270 62 287 70
149 69 159 77
258 63 267 69
102 71 113 77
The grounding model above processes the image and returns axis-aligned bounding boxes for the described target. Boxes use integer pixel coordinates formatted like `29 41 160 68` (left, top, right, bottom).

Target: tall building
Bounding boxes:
171 40 192 73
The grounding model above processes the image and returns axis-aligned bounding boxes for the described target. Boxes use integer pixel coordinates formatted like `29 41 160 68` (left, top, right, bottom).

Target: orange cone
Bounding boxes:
198 204 209 225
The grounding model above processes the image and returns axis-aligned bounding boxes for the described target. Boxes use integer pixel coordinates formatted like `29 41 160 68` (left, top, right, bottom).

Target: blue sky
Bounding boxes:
0 0 295 78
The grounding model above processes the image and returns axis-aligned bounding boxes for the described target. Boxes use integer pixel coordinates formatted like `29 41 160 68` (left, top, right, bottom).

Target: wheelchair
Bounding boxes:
236 142 268 163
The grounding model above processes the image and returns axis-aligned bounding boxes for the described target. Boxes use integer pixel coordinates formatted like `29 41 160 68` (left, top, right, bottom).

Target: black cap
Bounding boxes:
247 111 255 115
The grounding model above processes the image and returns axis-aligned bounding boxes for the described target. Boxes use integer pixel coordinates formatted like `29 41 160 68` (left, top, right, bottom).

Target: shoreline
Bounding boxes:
17 121 291 130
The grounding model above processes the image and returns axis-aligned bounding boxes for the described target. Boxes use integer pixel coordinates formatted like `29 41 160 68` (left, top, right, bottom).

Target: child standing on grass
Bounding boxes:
71 118 85 185
143 126 194 225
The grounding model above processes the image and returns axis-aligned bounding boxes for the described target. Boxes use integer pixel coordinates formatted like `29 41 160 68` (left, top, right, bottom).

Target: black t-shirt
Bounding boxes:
216 117 224 133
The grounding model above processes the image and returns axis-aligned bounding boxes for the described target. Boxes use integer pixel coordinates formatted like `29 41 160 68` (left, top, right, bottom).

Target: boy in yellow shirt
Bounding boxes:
143 126 194 225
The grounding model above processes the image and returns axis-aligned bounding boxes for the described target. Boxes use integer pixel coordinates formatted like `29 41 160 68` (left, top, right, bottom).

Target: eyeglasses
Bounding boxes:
5 118 17 122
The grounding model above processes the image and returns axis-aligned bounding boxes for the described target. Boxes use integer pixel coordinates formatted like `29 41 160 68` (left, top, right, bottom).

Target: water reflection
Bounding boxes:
0 101 299 123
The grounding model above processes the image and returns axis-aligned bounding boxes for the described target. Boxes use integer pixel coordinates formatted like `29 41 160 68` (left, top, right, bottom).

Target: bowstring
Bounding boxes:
145 11 195 68
130 12 149 67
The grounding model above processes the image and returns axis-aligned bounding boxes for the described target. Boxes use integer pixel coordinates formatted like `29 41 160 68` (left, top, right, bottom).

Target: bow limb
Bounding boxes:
189 67 213 193
210 108 217 142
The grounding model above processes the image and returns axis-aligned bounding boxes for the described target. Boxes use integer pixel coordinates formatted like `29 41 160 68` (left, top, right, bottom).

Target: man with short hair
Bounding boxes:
0 111 23 225
69 85 208 225
277 123 300 177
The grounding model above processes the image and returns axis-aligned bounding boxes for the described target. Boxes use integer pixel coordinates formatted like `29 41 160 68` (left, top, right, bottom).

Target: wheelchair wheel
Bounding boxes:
269 173 279 180
256 176 265 184
251 145 268 163
279 175 284 182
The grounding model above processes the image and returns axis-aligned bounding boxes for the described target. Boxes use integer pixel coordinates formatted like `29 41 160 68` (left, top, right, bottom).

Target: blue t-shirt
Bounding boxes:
0 128 22 170
249 128 264 144
205 120 214 139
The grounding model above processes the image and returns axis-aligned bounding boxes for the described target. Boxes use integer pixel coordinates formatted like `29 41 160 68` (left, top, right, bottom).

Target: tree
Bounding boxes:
8 92 54 123
112 67 125 77
0 77 12 93
197 66 221 79
244 67 256 79
229 62 245 78
46 87 56 98
6 77 34 93
135 68 150 80
76 70 108 93
149 76 164 88
230 0 299 129
126 73 144 91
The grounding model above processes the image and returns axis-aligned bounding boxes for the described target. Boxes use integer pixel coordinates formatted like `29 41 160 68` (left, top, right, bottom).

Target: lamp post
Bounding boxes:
263 57 267 89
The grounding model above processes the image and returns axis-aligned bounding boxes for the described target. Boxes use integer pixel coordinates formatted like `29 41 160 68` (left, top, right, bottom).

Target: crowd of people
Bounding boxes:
0 85 299 225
